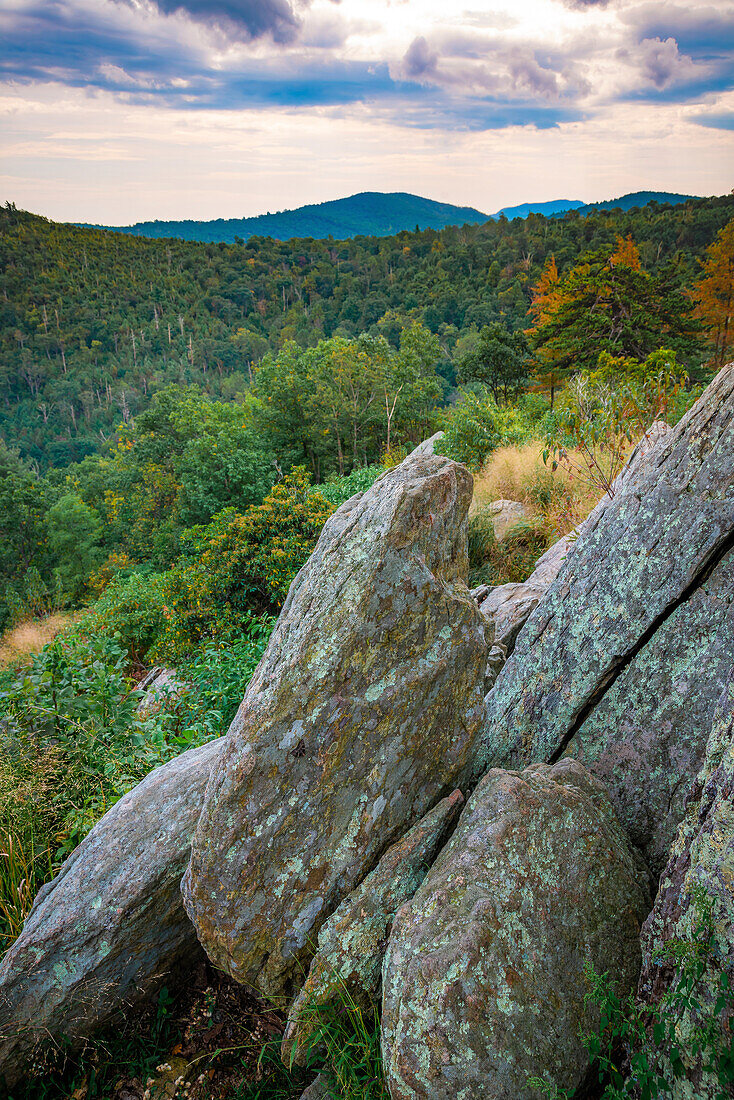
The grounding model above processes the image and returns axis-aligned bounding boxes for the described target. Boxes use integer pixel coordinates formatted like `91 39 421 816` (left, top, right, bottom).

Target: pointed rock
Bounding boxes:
183 454 488 999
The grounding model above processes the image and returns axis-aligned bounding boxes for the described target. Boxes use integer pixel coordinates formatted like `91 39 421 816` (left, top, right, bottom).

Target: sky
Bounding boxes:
1 0 733 224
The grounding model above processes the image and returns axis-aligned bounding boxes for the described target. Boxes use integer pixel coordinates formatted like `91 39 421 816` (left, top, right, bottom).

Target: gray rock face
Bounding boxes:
282 791 464 1067
381 759 651 1100
638 682 734 1099
476 365 734 782
0 739 222 1087
565 545 734 873
183 454 488 999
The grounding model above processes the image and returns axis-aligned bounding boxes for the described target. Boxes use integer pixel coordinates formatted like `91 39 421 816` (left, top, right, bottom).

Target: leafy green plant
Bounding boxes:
543 349 686 501
316 465 384 506
84 570 168 665
437 390 500 470
0 615 273 952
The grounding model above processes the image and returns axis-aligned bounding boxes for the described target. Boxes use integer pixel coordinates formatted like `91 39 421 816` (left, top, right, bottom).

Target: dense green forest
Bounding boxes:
1 190 734 1098
2 193 732 469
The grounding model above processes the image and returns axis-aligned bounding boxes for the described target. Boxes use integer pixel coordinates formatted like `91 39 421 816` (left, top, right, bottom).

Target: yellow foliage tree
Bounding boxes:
690 217 734 369
526 255 564 406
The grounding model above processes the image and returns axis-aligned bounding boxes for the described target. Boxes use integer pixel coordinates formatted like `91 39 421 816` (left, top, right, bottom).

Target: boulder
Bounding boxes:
381 759 652 1100
476 365 734 781
182 454 488 999
0 739 222 1087
282 790 464 1067
565 544 734 873
638 681 734 1099
485 498 528 542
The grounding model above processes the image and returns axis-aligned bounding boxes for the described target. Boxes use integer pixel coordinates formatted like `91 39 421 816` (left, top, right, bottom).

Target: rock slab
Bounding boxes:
183 454 488 999
566 545 734 873
638 682 734 1099
381 759 652 1100
0 739 221 1087
477 364 734 776
282 790 464 1067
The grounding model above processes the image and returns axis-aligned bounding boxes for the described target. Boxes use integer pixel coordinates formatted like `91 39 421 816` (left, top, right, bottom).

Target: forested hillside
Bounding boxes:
2 193 732 468
88 192 490 244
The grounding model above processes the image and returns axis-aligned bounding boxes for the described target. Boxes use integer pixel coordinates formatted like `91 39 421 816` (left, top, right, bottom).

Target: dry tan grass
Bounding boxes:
0 612 79 667
472 442 603 539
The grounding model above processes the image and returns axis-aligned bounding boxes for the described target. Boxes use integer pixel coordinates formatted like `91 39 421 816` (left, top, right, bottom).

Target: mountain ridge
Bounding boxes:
80 189 703 245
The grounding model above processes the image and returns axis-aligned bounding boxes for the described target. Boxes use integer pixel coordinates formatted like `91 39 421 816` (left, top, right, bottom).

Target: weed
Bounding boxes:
468 510 549 587
291 982 388 1100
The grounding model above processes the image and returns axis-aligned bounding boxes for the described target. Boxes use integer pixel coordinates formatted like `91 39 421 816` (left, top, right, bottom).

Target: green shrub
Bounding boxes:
317 465 384 506
0 615 273 952
84 570 168 665
437 391 500 469
150 469 333 662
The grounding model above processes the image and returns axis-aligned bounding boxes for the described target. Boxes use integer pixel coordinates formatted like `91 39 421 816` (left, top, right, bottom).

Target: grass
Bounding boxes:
0 612 80 668
472 442 602 541
291 983 388 1100
4 960 390 1100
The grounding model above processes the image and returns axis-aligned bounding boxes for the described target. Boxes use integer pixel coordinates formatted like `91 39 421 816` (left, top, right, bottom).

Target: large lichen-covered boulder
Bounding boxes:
0 739 221 1087
565 546 734 874
282 790 464 1067
476 365 734 779
381 759 651 1100
638 682 734 1099
183 454 488 999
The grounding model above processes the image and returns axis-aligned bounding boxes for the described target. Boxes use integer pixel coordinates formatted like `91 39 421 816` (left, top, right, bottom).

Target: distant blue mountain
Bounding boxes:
577 191 699 214
85 189 704 245
492 199 585 219
85 192 490 244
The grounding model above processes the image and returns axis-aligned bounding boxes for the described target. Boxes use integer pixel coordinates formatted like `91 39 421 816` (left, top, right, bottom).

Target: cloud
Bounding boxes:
634 35 696 89
1 0 732 137
623 4 734 56
130 0 302 43
402 36 438 79
561 0 611 9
